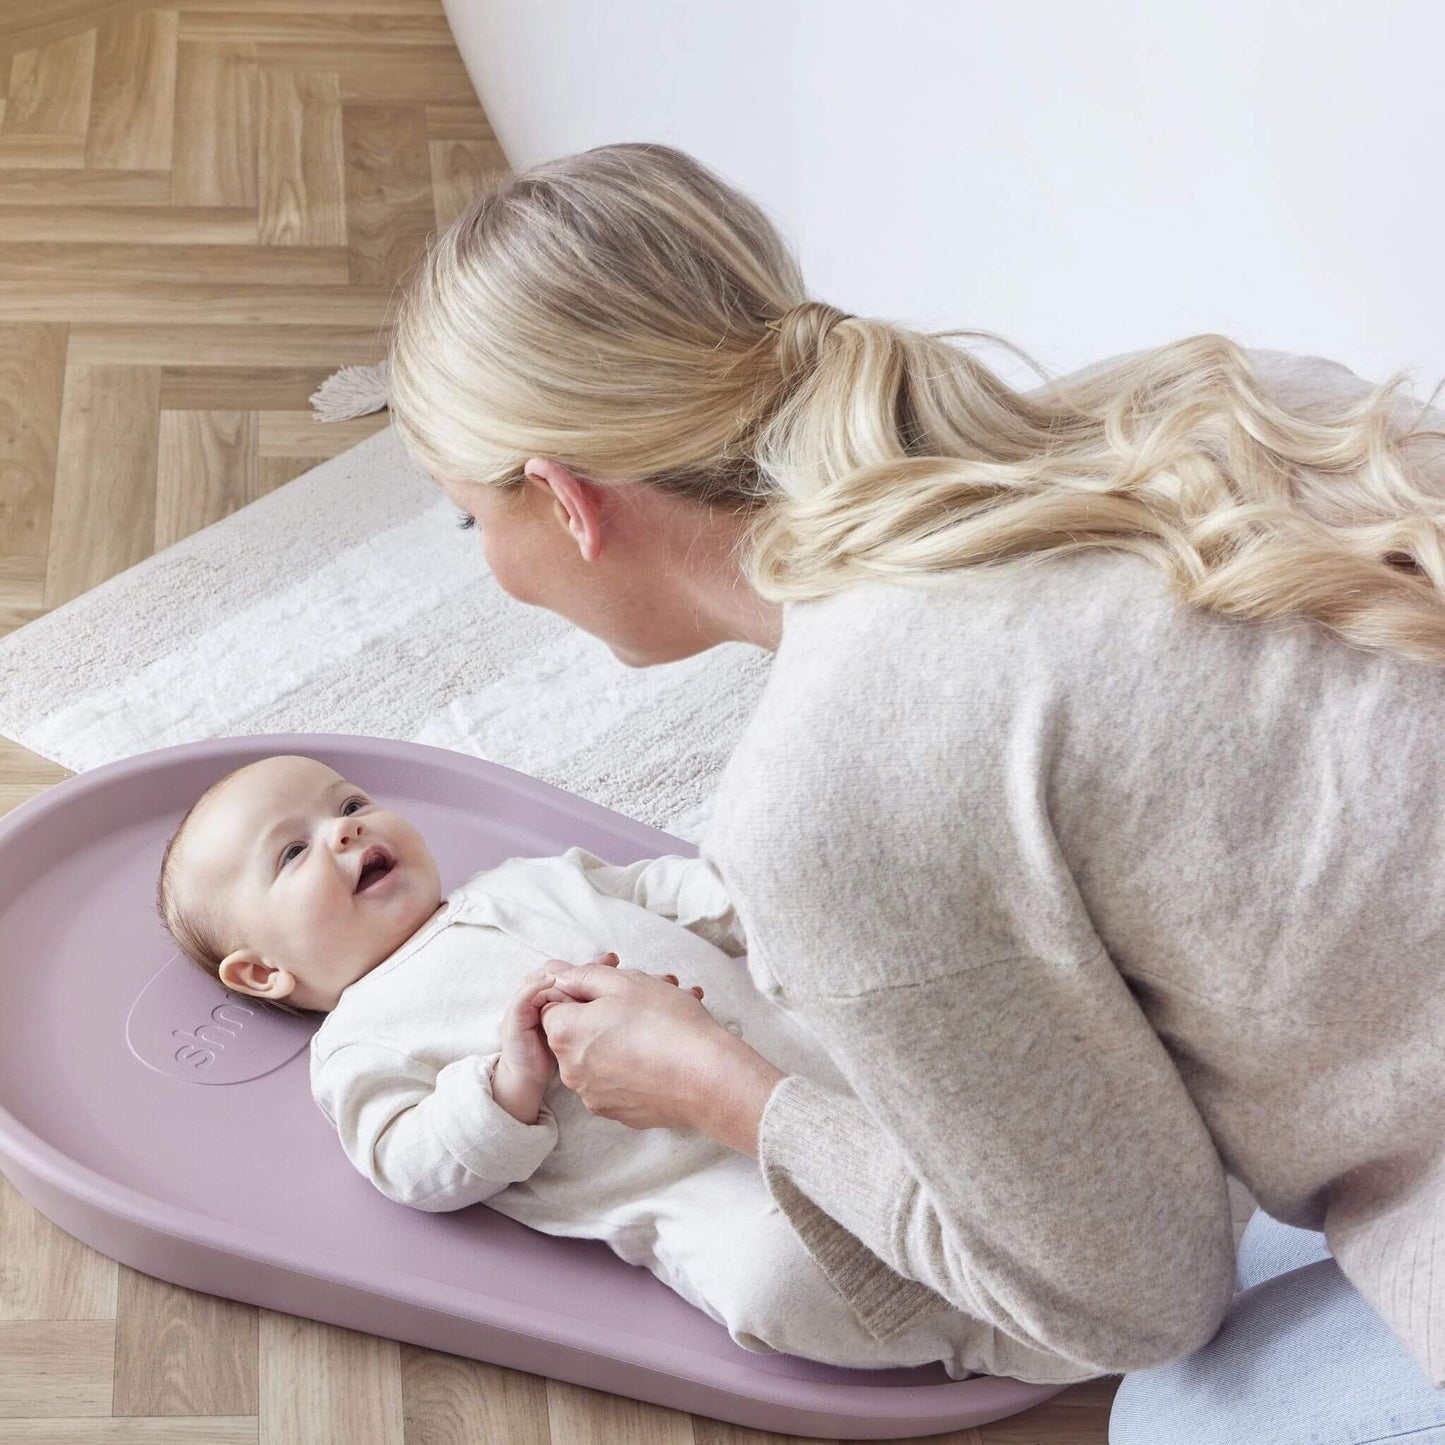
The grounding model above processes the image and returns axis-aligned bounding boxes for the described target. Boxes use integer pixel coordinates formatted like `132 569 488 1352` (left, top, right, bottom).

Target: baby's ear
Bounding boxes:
217 946 281 999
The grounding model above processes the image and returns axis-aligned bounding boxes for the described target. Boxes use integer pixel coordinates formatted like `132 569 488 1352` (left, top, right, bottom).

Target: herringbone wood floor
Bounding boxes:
0 2 1258 1438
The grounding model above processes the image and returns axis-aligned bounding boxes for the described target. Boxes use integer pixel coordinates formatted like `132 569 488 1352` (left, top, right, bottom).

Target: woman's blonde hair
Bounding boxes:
155 767 324 1020
389 141 1445 665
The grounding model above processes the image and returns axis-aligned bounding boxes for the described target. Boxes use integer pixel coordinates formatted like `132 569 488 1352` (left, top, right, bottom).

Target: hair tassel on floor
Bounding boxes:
310 360 391 422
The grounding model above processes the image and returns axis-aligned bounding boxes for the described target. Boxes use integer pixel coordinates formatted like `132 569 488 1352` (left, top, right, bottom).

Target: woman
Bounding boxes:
386 142 1445 1440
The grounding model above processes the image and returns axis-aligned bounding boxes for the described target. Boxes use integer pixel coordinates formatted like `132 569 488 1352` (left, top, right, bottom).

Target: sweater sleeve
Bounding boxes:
311 1042 559 1212
561 845 748 957
754 958 1238 1375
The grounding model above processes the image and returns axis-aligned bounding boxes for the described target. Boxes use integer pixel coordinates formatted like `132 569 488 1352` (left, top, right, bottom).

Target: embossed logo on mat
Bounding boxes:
125 951 314 1084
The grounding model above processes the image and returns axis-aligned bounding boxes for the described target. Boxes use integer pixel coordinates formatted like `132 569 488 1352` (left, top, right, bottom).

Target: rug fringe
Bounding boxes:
310 360 391 421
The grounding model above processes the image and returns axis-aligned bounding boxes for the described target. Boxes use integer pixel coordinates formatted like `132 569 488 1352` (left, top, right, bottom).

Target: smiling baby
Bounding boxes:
153 752 1098 1387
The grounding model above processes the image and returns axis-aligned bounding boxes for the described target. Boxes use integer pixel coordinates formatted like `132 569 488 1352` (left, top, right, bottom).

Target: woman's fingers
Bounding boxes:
540 956 704 1002
540 957 627 1002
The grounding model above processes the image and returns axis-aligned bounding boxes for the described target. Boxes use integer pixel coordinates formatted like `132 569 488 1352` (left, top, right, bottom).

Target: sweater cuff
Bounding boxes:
759 1073 952 1342
430 1053 559 1182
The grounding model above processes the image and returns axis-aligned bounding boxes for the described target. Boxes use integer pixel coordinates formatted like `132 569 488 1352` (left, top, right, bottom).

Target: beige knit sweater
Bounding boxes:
698 345 1445 1382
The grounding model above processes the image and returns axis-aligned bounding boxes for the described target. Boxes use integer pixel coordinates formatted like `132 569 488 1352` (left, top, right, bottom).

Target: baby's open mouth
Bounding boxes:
354 846 396 893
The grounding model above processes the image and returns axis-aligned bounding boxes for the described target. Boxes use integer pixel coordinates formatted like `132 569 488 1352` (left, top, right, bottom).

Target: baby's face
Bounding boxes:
181 754 444 1012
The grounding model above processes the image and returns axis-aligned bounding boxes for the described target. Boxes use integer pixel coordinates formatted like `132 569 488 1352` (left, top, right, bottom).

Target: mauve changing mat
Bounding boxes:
0 733 1066 1439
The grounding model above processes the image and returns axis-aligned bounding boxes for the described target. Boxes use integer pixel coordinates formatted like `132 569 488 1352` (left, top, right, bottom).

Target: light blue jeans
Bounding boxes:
1110 1209 1445 1444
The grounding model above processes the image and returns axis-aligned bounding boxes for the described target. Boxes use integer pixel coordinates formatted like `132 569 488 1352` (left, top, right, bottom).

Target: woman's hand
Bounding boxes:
538 953 788 1154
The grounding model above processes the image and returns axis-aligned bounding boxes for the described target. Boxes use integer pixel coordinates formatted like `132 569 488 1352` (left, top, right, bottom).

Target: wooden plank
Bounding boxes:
0 241 349 284
400 1348 553 1445
0 552 47 637
0 1170 113 1318
155 409 260 547
112 1264 261 1417
0 0 154 53
0 281 396 325
0 134 87 168
171 40 258 207
342 103 435 287
0 1422 261 1443
177 12 453 46
546 1378 697 1445
159 365 341 410
46 363 159 607
0 1320 116 1417
0 205 259 242
258 67 345 245
0 322 67 564
257 453 319 495
0 30 95 137
0 167 171 202
267 52 477 104
69 324 389 366
424 102 495 140
692 1416 840 1445
258 409 388 455
428 135 508 229
259 1310 405 1445
179 0 444 10
86 9 178 171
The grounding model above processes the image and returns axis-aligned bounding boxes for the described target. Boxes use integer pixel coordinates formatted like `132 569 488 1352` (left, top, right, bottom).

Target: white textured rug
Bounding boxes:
0 418 773 844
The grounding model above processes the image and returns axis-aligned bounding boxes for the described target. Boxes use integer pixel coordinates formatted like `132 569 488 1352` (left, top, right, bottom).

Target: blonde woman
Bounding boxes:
387 142 1445 1442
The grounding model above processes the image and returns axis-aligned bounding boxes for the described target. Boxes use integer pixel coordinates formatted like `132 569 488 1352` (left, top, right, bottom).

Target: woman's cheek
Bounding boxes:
479 535 532 603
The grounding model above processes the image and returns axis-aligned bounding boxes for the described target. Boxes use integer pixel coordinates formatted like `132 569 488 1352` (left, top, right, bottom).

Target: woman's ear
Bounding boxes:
527 460 606 563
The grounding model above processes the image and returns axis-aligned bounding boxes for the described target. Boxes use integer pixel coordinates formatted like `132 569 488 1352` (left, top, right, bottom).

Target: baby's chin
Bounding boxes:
353 888 443 953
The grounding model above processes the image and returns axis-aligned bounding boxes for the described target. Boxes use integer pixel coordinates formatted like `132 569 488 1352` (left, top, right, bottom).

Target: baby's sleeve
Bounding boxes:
311 1042 559 1212
562 846 748 957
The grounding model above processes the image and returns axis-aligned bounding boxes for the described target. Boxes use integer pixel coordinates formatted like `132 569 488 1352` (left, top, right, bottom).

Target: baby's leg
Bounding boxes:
895 1300 1111 1386
654 1192 940 1368
652 1165 1102 1384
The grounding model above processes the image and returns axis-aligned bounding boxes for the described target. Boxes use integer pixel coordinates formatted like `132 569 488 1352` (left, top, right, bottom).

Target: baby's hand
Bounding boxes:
499 969 571 1093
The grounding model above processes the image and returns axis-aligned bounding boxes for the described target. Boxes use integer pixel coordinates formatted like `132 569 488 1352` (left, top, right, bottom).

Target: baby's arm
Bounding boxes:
311 1040 559 1212
561 846 748 956
494 969 571 1125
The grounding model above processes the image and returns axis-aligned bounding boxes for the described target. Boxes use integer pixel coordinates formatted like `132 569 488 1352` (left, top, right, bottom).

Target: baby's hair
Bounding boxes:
155 762 325 1020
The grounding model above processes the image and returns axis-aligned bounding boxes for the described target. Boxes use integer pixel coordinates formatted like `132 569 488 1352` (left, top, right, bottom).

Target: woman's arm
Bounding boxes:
732 946 1239 1377
537 953 1202 1381
537 959 784 1137
544 701 1240 1378
686 1027 789 1158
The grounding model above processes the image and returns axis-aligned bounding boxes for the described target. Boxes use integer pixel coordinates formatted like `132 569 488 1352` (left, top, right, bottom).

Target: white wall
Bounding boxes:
444 0 1444 393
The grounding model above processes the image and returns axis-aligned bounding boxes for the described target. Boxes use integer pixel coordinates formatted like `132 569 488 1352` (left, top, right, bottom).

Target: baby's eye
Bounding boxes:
278 796 368 867
455 510 476 531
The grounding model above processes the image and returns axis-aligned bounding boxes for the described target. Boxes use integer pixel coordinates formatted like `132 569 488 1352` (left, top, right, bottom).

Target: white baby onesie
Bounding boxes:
309 847 1101 1385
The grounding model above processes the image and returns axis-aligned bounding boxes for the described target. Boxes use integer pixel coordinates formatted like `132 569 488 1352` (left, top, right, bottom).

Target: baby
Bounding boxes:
155 752 1100 1388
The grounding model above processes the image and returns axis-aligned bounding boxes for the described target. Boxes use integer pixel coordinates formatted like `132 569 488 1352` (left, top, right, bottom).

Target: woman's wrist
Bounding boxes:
689 1032 788 1158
